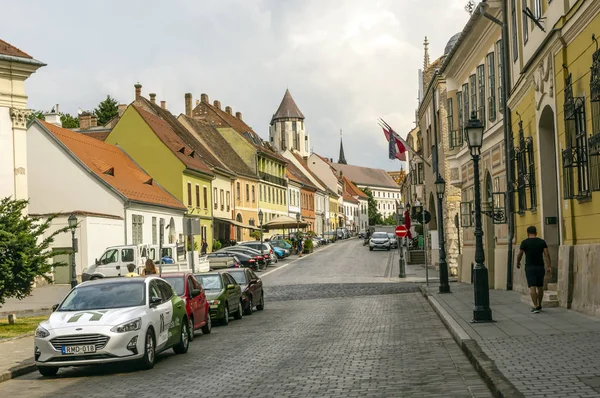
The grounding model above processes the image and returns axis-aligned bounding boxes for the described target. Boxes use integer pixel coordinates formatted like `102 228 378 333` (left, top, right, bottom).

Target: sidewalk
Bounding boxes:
0 336 35 383
422 283 600 397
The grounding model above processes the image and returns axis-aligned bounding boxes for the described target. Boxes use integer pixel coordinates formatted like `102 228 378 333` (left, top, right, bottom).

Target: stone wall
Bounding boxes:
558 244 600 317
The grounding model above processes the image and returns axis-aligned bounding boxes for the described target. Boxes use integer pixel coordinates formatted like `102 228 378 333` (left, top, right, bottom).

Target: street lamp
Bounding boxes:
296 212 301 256
258 210 264 266
435 174 450 294
68 213 78 288
465 112 493 322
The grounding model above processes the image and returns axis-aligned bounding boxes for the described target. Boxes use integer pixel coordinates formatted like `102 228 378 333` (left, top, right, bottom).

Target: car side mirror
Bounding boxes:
150 296 162 306
190 288 201 298
227 284 236 290
95 258 99 265
52 303 59 312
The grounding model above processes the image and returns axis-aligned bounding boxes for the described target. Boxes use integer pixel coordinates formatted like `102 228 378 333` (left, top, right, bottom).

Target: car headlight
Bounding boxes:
35 325 50 338
111 318 141 333
208 300 220 305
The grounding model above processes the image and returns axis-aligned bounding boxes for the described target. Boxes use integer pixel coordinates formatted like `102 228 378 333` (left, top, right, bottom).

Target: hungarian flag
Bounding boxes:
404 209 412 239
383 127 407 161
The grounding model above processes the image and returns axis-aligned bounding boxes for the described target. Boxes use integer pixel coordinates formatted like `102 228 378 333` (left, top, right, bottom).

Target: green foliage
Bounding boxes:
306 230 317 238
213 240 222 251
303 238 313 253
414 224 423 235
382 214 398 225
60 113 80 128
27 110 45 123
94 95 119 125
250 230 261 240
186 238 199 251
0 197 70 305
359 187 383 225
284 239 293 246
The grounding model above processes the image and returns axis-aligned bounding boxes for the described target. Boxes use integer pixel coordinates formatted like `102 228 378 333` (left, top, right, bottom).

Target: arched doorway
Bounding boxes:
484 171 496 288
539 105 560 283
235 213 243 242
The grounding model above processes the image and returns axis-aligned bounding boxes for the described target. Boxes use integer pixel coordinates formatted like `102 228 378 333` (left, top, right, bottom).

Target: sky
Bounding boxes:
3 0 472 171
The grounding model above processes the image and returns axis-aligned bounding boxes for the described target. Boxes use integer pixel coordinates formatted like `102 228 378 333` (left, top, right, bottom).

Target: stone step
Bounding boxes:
547 283 558 291
520 290 559 308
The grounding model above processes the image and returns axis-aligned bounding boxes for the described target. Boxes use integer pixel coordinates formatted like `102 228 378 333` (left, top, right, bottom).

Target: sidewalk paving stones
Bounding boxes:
422 282 600 397
0 336 35 383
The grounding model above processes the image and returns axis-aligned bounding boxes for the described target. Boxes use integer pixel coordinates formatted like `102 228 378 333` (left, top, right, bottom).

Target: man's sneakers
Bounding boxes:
531 306 542 313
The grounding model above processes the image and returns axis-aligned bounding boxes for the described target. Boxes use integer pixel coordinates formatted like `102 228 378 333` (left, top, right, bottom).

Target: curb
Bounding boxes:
419 286 524 398
0 362 36 384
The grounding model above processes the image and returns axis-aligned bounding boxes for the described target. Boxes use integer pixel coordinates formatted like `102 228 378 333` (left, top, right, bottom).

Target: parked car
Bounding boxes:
214 249 259 269
207 253 241 270
323 232 337 242
358 229 366 238
270 239 293 251
239 242 276 264
34 277 190 376
217 246 267 269
194 272 243 325
387 233 398 249
162 273 211 341
272 246 287 259
218 268 264 315
369 232 391 251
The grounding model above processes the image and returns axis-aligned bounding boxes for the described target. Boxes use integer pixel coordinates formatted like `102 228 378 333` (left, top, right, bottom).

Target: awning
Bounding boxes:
214 217 259 230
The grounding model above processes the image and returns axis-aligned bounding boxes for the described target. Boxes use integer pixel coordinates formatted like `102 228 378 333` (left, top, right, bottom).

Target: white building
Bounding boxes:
0 39 45 204
269 89 310 158
27 118 187 283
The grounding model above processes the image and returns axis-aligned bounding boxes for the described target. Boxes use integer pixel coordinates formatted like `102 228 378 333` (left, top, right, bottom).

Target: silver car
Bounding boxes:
369 232 391 251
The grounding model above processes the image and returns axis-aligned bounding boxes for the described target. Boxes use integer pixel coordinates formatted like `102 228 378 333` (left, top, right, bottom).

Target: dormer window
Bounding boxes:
103 167 114 176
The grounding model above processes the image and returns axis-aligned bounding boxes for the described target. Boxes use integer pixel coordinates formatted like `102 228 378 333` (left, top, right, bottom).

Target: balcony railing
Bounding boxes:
259 172 287 187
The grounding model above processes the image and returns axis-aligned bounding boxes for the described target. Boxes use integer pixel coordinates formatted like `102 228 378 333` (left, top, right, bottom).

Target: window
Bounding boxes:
260 185 263 201
187 182 192 206
152 217 157 245
220 189 225 211
533 0 541 19
268 187 271 203
496 40 504 113
457 91 463 138
511 0 518 61
251 185 255 202
515 120 537 212
226 191 230 211
132 214 143 245
562 73 590 199
462 84 470 137
214 188 218 210
522 0 528 44
487 52 496 122
203 187 208 209
236 182 240 200
246 184 250 201
477 65 486 126
590 43 600 191
195 185 200 208
469 74 477 118
447 98 457 149
417 163 424 185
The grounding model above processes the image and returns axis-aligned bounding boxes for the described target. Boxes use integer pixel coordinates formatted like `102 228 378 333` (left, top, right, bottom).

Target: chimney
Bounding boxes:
225 106 232 115
185 93 192 116
79 112 92 130
43 106 62 127
90 115 98 127
149 93 157 104
235 111 242 120
213 100 221 110
134 83 142 100
196 99 199 106
160 100 166 109
201 93 209 103
118 104 127 117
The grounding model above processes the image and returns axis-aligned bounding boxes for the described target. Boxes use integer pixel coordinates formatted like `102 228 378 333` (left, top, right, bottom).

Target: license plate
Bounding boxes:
61 345 96 355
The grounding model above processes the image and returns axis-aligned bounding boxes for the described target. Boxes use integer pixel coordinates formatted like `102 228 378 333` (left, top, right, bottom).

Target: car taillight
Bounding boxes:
249 259 255 263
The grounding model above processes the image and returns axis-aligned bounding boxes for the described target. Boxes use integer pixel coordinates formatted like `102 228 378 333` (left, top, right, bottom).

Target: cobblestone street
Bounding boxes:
0 239 491 397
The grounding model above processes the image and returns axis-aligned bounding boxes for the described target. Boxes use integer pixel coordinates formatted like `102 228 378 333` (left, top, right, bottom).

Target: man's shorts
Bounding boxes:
525 266 545 288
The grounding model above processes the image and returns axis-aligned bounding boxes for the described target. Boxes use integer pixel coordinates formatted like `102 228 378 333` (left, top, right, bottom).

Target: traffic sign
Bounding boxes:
395 225 408 238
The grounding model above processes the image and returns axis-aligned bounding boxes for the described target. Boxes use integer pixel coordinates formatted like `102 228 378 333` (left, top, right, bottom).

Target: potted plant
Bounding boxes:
303 238 314 254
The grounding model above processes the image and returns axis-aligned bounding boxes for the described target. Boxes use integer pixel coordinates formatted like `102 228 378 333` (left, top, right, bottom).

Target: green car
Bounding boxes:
195 272 243 325
270 239 292 250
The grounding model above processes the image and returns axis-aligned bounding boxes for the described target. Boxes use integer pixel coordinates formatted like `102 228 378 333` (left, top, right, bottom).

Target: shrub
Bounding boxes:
250 230 261 240
213 240 222 250
303 239 314 253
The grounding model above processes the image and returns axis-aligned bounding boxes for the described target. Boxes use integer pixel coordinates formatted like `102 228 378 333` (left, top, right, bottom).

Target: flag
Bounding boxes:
383 127 407 161
388 131 397 160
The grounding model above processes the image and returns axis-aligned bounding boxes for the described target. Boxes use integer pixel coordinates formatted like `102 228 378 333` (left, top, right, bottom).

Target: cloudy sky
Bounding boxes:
4 0 471 171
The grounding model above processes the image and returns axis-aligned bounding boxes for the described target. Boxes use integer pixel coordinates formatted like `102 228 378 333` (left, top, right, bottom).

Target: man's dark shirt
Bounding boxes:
520 237 547 267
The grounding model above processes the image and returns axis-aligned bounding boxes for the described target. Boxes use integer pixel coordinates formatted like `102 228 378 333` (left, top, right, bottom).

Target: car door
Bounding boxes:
226 273 241 308
96 248 119 276
249 270 262 300
186 276 199 328
191 277 207 327
148 280 171 350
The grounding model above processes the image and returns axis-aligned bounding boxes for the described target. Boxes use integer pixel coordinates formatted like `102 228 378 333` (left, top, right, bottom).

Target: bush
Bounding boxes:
213 240 222 250
250 230 261 240
303 239 314 253
414 225 423 235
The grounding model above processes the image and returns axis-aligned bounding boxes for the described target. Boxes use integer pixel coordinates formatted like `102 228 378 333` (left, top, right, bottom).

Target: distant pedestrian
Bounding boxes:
201 239 208 255
297 236 303 257
516 226 551 313
124 263 139 277
142 259 158 276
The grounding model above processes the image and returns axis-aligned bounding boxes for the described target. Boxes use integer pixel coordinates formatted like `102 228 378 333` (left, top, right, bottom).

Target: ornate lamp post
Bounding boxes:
68 214 78 288
258 209 264 260
435 174 450 293
465 112 493 322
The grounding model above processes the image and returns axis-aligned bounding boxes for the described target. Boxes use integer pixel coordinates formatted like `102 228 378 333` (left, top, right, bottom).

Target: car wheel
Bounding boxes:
201 311 212 334
369 247 373 251
234 301 243 320
173 317 190 354
188 317 195 342
139 328 156 370
256 292 265 311
222 305 229 326
37 366 59 377
244 297 253 315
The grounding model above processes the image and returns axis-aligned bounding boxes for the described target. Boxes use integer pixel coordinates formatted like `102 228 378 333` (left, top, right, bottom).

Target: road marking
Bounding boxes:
260 240 339 278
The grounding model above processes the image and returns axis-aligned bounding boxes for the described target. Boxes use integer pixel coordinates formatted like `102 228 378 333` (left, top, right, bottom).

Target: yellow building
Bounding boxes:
105 85 215 251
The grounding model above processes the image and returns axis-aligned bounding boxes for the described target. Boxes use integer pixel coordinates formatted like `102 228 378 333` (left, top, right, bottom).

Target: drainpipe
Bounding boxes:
124 200 132 245
480 1 515 290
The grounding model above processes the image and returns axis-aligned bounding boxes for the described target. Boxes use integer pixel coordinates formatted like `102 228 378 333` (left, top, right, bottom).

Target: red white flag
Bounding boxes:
383 127 407 161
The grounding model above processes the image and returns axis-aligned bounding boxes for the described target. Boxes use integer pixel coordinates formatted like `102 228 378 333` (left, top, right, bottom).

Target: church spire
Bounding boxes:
338 129 347 164
423 36 430 69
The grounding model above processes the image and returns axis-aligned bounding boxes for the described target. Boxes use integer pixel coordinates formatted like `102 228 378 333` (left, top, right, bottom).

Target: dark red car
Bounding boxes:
218 268 264 315
162 272 211 340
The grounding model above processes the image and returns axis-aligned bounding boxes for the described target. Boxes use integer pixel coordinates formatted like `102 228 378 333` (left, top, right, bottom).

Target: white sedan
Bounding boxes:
34 276 190 376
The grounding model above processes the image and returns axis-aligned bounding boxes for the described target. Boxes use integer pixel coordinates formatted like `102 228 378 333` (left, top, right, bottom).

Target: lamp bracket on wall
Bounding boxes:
523 7 546 32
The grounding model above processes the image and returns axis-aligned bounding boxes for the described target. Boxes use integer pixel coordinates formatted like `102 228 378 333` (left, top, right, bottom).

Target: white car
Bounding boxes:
34 277 190 376
369 232 391 251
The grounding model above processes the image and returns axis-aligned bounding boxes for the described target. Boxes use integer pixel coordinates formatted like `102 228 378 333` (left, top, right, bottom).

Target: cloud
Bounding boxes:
3 0 470 170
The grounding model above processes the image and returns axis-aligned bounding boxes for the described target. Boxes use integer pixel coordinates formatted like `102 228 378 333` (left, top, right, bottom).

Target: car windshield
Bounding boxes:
372 232 388 239
196 274 222 290
59 282 146 311
228 271 247 285
162 276 185 296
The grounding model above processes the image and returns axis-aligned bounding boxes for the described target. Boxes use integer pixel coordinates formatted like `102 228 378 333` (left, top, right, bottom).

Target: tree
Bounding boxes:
359 186 383 225
382 214 397 225
27 110 45 123
0 197 69 305
94 95 119 125
60 113 80 128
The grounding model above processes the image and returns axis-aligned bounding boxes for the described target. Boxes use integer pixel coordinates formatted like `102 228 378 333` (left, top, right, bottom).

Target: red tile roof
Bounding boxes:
39 121 185 210
342 192 359 204
343 176 368 199
0 39 32 58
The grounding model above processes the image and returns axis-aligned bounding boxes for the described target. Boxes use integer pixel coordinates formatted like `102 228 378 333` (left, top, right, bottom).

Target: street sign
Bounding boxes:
395 225 408 238
423 210 431 224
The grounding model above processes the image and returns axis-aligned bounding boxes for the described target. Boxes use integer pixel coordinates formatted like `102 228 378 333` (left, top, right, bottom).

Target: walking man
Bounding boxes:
516 226 552 313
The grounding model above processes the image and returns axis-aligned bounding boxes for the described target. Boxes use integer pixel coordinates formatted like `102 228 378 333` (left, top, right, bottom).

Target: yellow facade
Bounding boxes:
257 156 287 222
329 197 338 230
233 176 259 241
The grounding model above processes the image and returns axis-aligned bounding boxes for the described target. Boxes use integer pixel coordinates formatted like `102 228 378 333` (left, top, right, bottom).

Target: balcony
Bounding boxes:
259 172 287 187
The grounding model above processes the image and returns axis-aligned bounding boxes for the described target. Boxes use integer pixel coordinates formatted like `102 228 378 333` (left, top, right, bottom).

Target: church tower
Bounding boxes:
338 129 347 164
269 89 310 157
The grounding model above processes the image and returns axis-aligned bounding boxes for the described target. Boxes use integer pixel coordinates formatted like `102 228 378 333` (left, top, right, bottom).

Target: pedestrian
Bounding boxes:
142 259 158 276
201 239 208 255
124 263 139 277
516 226 552 313
297 235 303 257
